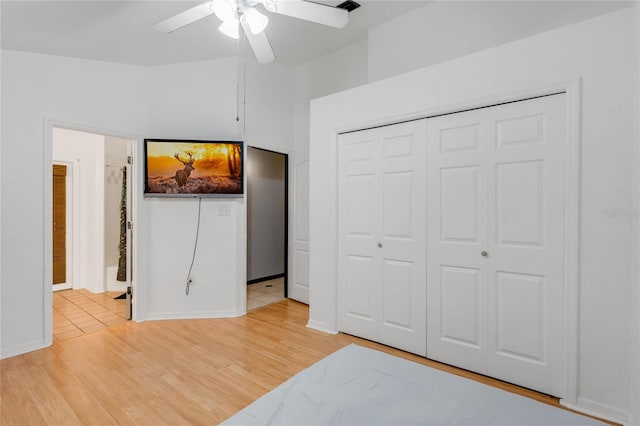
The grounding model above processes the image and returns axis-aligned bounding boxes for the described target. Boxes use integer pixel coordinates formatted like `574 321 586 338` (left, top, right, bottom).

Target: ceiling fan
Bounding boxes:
152 0 356 64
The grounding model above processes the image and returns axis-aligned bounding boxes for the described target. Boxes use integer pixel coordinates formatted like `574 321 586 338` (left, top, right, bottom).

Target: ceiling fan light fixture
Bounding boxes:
243 7 269 35
261 0 277 13
212 0 235 22
154 0 352 64
218 18 240 39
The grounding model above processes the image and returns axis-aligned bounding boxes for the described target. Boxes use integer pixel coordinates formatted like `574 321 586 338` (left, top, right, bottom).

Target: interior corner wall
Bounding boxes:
293 39 368 162
290 40 368 303
142 58 293 320
308 7 637 422
142 58 244 319
52 128 106 294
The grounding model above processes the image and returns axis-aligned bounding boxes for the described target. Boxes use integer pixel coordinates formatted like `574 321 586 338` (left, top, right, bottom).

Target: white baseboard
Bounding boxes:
1 339 49 360
106 282 127 292
145 310 245 321
80 286 108 294
561 397 631 425
306 320 338 335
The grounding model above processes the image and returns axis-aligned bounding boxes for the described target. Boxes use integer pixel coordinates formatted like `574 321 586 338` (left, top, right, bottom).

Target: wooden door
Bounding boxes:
338 120 427 356
52 164 67 284
426 94 567 397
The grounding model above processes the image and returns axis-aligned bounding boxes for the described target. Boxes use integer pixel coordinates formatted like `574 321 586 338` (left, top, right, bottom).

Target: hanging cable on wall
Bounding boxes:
236 29 247 142
185 197 202 295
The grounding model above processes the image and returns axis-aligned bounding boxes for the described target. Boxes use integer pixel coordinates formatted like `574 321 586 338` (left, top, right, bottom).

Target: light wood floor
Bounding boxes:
53 289 127 342
1 300 612 425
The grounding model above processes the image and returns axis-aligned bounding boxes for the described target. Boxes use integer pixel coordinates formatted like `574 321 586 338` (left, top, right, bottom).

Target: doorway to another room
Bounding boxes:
51 127 134 341
246 147 288 310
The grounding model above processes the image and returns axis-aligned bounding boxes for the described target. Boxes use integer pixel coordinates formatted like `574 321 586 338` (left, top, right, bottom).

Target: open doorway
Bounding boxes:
51 127 134 341
246 146 288 310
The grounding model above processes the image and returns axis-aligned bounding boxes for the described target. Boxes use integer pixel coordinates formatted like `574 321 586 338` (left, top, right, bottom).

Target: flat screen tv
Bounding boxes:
144 139 243 197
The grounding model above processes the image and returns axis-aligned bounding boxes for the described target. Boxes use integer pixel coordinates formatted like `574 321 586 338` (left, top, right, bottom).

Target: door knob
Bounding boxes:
481 250 488 257
377 242 383 248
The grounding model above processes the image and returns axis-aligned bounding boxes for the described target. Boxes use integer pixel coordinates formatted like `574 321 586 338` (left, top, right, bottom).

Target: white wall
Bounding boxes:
247 147 285 281
141 57 293 319
308 7 638 424
145 56 293 151
368 1 631 82
0 50 294 357
290 40 368 303
289 2 629 305
293 40 368 162
631 4 640 423
0 50 147 358
142 58 244 318
53 128 106 294
138 58 244 319
146 58 239 142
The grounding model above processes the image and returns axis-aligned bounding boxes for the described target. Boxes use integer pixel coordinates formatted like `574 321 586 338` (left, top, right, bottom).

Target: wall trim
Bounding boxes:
561 79 582 407
306 320 338 335
561 398 631 426
43 121 54 349
630 5 640 424
1 339 48 360
333 84 572 136
106 282 128 293
43 118 142 332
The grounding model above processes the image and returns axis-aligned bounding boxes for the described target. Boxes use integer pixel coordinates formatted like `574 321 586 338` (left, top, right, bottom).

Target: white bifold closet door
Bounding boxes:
426 94 567 397
338 120 427 356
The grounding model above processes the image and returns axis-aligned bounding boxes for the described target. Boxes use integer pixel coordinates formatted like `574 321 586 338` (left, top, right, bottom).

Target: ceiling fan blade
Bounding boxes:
270 0 348 28
240 19 276 63
152 1 215 33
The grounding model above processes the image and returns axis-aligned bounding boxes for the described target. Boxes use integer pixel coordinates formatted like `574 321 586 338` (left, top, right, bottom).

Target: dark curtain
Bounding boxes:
117 167 127 282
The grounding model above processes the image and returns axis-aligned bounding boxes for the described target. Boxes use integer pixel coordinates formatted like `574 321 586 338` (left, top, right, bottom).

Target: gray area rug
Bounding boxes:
223 344 603 426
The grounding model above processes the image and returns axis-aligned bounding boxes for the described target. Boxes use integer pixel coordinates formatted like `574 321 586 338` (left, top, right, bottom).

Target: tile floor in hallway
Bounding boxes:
53 280 283 340
247 277 285 310
53 289 128 342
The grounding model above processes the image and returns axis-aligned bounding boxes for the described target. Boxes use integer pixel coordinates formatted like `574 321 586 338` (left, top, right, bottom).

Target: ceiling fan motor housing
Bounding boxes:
336 0 361 13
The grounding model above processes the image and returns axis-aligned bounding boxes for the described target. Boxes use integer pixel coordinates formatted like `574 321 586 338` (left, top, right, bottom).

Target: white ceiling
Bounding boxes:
0 1 632 67
0 0 429 66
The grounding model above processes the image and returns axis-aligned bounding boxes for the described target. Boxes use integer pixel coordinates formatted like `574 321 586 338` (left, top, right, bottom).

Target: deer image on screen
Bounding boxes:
174 152 195 187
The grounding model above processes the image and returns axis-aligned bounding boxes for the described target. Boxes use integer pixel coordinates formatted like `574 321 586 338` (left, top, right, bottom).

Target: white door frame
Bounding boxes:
332 80 581 407
43 118 141 345
52 160 75 292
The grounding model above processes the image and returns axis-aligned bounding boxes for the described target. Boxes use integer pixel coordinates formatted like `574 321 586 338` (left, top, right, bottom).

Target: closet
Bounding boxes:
338 93 568 397
338 120 427 356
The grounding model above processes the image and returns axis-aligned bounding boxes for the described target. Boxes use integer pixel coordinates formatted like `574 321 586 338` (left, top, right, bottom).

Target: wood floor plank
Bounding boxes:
0 393 49 426
57 384 120 425
1 300 615 426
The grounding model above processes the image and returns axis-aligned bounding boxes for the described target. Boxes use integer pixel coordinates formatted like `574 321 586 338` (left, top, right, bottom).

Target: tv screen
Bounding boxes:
144 139 243 197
